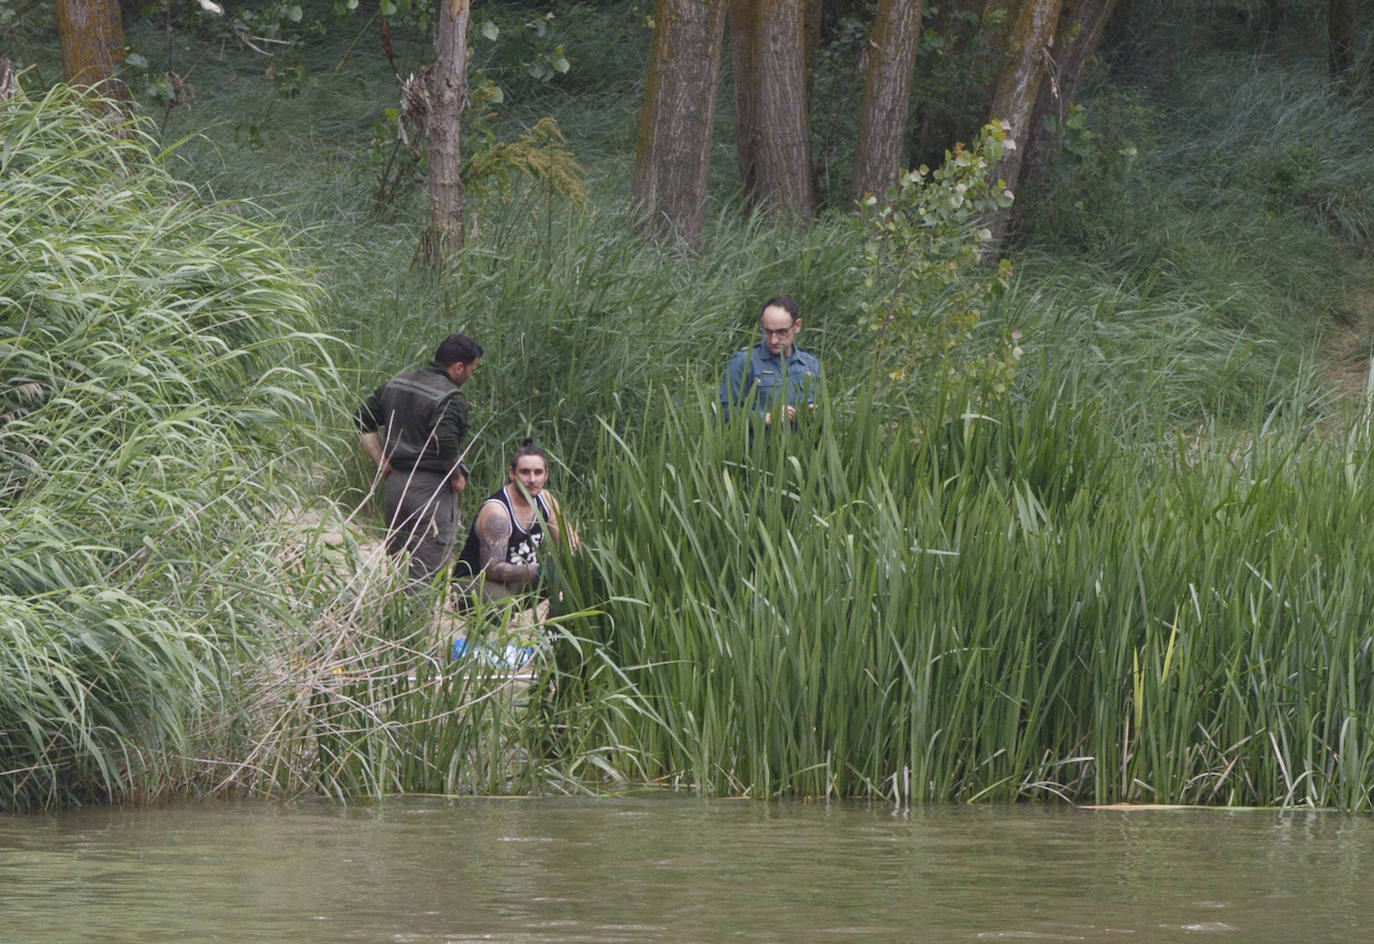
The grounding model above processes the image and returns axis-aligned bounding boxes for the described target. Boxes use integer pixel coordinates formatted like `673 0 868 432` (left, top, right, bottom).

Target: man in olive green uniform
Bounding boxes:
355 333 482 586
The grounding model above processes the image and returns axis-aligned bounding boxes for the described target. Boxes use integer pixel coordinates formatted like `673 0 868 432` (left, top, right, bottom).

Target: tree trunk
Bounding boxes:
55 0 127 97
729 0 762 199
730 0 815 217
802 0 822 113
425 0 470 266
983 0 1064 253
853 0 923 204
631 0 729 249
1022 0 1119 188
1328 0 1356 78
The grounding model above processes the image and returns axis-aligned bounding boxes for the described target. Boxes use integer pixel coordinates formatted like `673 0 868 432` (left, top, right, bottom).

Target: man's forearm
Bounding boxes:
359 431 388 472
486 560 538 587
476 510 537 587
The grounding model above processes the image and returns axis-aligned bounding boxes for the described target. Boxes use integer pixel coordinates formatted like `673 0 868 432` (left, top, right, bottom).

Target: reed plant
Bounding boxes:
10 0 1374 811
543 371 1374 809
159 6 1374 809
202 500 653 800
0 86 345 809
0 86 620 807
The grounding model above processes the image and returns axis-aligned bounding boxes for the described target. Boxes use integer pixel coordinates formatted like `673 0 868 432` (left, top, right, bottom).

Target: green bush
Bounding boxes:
0 87 340 809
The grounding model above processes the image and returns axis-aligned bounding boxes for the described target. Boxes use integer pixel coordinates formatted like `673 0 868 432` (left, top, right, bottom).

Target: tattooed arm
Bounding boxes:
475 502 539 588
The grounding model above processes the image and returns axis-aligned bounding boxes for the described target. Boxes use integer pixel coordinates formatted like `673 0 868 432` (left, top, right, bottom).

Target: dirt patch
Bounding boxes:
1320 277 1374 404
275 502 548 659
1322 319 1374 402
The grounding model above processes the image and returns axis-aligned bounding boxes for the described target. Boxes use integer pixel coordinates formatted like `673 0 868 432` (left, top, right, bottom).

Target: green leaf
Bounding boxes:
481 20 499 41
288 5 302 22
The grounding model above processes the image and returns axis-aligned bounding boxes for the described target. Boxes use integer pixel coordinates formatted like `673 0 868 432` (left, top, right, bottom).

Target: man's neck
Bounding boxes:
504 484 535 513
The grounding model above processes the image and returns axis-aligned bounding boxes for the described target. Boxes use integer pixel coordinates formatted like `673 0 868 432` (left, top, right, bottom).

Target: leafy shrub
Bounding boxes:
0 86 340 809
854 123 1019 410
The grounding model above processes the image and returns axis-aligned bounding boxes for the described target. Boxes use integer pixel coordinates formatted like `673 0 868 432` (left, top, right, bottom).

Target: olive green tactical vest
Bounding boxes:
378 367 460 471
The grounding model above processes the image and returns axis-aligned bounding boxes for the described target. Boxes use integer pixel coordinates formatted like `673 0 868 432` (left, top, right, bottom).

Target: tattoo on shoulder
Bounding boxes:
477 508 510 562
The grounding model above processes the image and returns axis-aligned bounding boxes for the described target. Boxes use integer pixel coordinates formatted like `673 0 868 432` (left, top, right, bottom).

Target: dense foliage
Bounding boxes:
0 88 341 808
553 379 1374 808
3 1 1374 810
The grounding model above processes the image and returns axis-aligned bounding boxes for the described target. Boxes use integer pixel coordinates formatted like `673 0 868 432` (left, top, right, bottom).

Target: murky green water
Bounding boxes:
2 795 1370 942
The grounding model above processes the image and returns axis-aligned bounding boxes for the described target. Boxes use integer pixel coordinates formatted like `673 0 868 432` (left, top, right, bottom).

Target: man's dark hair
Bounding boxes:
435 333 483 365
759 296 800 322
509 437 547 469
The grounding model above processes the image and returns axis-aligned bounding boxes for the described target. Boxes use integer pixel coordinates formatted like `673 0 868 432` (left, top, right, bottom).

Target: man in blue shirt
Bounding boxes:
719 296 822 425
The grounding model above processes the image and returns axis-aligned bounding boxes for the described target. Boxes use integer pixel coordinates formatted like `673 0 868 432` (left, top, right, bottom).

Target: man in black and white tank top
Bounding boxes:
454 440 578 603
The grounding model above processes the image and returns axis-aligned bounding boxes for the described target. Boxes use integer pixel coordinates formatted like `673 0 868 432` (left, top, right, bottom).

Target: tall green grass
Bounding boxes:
0 87 624 808
157 4 1374 810
9 1 1374 810
0 86 344 809
201 504 651 801
545 372 1374 809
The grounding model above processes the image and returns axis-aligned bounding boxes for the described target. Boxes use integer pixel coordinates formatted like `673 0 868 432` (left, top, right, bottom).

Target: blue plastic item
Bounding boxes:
450 638 535 669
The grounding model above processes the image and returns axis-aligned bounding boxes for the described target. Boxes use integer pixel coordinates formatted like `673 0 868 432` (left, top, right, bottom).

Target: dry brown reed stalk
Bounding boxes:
201 496 548 799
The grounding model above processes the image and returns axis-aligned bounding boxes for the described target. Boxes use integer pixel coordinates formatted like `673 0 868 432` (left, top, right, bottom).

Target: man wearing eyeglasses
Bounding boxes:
719 296 822 426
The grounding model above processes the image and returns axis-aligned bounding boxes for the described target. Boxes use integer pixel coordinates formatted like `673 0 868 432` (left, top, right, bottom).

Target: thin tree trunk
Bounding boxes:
55 0 127 97
983 0 1064 253
853 0 923 204
425 0 470 266
631 0 729 249
1328 0 1356 78
1022 0 1119 188
729 0 762 199
731 0 815 217
0 59 15 104
803 0 822 114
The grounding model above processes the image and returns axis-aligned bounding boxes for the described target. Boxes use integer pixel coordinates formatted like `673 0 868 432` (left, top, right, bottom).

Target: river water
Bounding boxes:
2 794 1370 942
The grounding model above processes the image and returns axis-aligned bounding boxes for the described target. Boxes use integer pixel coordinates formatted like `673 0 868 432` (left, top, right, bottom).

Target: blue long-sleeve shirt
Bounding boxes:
719 341 822 419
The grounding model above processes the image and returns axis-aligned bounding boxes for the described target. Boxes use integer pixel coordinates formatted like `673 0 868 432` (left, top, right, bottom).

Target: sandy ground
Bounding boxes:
1320 279 1374 402
277 502 549 662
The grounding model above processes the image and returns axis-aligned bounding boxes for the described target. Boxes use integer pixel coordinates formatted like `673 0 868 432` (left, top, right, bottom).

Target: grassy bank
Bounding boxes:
550 379 1374 808
0 87 344 807
4 1 1374 810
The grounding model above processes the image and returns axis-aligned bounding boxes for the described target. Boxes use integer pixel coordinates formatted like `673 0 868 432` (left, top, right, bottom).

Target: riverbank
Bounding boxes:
4 1 1374 811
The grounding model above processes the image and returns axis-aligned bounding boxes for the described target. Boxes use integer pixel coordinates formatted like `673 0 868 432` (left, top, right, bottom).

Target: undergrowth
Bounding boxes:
6 0 1374 810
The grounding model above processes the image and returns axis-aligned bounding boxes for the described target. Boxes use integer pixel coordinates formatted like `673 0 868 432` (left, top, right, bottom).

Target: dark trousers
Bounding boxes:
384 468 457 586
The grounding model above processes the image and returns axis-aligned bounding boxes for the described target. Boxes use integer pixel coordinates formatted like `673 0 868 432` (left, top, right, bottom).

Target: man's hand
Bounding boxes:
763 405 797 425
359 432 391 478
451 473 467 493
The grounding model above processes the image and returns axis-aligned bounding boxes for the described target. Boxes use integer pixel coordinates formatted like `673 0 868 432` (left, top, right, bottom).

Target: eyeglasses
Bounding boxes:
761 325 795 338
